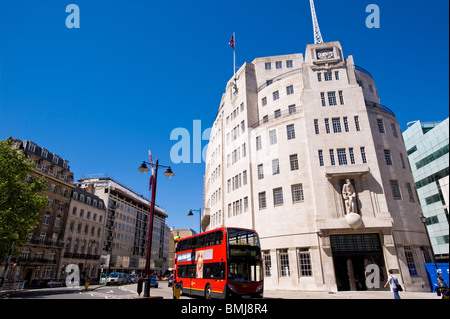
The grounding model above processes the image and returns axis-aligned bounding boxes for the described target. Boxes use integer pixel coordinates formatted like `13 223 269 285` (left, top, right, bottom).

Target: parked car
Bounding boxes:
107 272 124 286
168 275 173 287
150 275 159 288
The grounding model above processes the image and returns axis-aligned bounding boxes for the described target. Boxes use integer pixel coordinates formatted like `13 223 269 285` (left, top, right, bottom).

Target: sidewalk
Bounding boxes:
263 289 440 299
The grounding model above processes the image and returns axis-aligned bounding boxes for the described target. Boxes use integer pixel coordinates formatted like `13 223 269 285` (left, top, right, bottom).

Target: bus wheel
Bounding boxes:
204 284 212 299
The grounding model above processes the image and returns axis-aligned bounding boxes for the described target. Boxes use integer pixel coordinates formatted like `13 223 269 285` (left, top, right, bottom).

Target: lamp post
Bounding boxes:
137 159 174 298
188 208 202 234
0 232 19 293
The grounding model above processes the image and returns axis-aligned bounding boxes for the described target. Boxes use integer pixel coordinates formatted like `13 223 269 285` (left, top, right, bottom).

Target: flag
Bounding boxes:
229 34 235 49
148 150 155 192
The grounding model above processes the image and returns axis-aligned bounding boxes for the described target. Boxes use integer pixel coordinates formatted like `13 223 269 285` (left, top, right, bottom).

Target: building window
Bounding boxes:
377 119 385 133
317 73 322 82
400 153 406 168
339 91 344 105
43 214 51 225
404 246 419 277
286 60 293 68
332 118 342 133
390 180 402 199
289 104 296 114
291 184 304 203
278 249 290 277
354 116 361 131
290 154 299 171
325 118 330 134
343 117 349 132
328 92 337 106
318 150 324 167
349 148 355 164
286 85 294 95
263 115 269 123
276 61 282 69
258 192 267 210
391 123 398 138
360 147 367 163
272 159 280 175
258 164 264 180
273 188 284 206
337 148 348 165
265 62 271 70
314 119 320 134
406 183 415 202
334 71 340 80
324 72 332 81
286 124 295 140
384 149 393 165
298 248 313 277
273 91 279 101
329 149 336 166
320 92 326 106
256 135 262 151
274 109 281 118
262 97 267 106
269 129 277 145
263 251 272 277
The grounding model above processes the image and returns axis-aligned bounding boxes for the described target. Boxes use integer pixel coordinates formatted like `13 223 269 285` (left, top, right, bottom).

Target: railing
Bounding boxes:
250 106 302 129
257 68 302 92
28 239 65 247
365 100 396 117
354 65 374 79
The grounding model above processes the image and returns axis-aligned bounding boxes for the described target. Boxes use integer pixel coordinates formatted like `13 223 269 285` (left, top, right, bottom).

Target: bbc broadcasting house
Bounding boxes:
202 40 433 292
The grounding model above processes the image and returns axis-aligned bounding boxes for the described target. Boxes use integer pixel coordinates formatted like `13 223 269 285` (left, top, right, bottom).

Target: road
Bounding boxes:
2 281 193 299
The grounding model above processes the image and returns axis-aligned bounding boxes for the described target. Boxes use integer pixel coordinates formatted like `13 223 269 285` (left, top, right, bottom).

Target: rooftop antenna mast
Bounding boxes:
310 0 324 44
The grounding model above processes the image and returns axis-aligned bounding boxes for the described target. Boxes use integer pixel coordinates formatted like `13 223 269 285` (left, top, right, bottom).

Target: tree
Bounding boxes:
0 139 48 260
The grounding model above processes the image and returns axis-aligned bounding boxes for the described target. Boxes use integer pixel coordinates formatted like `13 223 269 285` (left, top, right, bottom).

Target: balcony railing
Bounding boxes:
365 100 396 117
250 107 301 129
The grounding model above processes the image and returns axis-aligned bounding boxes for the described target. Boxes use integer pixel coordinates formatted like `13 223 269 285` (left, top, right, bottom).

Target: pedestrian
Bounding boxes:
384 269 401 299
435 275 448 299
137 274 144 296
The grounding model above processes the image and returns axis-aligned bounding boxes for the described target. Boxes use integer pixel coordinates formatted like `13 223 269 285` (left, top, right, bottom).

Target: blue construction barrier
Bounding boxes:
424 263 449 292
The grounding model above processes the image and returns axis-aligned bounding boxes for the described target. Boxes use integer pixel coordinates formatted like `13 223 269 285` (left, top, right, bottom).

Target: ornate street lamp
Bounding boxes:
137 159 174 298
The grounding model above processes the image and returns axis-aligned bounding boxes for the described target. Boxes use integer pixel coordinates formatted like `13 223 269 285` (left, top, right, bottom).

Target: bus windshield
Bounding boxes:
227 228 262 283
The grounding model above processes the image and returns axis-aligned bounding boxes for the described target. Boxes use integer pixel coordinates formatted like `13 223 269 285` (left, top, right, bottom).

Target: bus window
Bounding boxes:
215 231 223 245
203 262 225 279
198 234 206 248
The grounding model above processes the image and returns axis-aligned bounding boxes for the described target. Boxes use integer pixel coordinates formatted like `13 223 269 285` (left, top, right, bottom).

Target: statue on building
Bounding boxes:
342 179 356 214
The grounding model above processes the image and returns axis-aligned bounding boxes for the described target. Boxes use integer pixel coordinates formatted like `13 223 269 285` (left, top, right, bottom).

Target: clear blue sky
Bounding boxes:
1 0 448 232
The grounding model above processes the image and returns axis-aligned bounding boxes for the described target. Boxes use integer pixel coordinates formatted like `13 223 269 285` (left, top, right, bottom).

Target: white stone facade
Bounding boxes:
203 41 432 292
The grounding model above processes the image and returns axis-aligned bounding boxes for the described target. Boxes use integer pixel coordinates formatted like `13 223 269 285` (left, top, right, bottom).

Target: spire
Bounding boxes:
310 0 324 44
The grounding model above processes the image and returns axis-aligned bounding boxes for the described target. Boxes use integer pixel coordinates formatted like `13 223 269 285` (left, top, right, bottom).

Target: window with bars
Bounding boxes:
377 119 385 133
291 184 304 203
314 119 320 134
390 180 402 199
318 150 324 167
330 149 336 166
337 148 348 165
257 164 264 180
286 124 296 140
258 192 266 210
263 251 272 277
360 147 367 163
384 149 393 165
290 154 299 171
404 246 419 277
297 248 313 277
278 249 290 277
328 91 337 106
273 187 284 206
332 118 342 133
272 159 280 175
269 129 277 145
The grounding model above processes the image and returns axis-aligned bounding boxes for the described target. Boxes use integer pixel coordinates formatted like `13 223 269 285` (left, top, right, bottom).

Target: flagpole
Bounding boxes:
233 32 236 81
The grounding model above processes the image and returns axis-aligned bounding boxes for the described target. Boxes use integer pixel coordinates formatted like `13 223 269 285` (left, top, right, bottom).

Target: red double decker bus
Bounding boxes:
173 227 263 299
